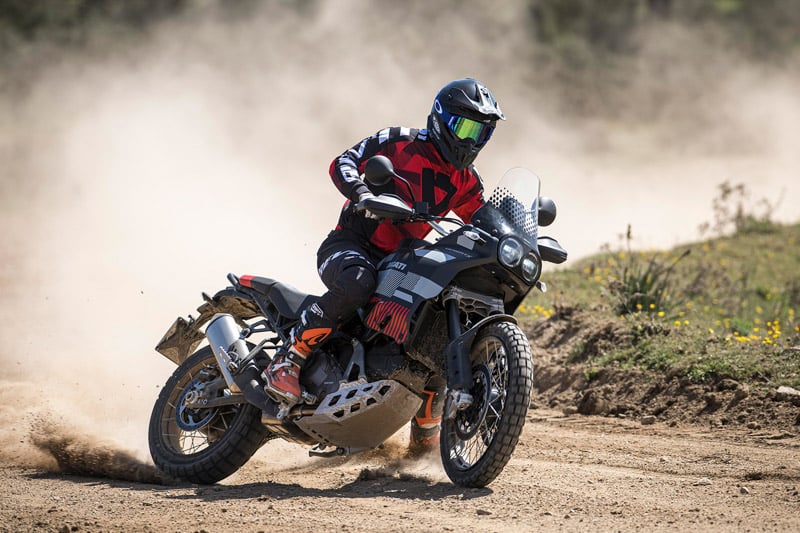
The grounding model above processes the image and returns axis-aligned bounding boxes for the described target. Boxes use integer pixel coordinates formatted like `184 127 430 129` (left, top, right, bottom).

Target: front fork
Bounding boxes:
443 301 518 419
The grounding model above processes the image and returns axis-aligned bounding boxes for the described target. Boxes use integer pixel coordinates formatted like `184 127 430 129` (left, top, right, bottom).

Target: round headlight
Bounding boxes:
521 254 541 283
498 238 524 267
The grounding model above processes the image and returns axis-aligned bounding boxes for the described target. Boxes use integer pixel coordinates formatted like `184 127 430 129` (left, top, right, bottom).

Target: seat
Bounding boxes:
238 275 319 319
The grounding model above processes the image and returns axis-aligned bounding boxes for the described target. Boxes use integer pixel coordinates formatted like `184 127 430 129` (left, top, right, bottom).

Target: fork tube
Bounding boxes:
445 299 472 390
446 299 462 340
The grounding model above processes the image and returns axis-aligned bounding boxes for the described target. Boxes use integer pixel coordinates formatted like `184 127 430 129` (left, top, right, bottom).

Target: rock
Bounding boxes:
641 415 657 425
476 509 492 516
693 478 712 486
577 389 608 415
717 379 740 391
776 386 800 405
704 393 723 411
562 406 579 416
740 486 750 494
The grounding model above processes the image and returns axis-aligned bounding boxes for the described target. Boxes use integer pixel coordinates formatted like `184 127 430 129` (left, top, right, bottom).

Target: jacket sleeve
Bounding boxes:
329 127 415 203
451 166 486 224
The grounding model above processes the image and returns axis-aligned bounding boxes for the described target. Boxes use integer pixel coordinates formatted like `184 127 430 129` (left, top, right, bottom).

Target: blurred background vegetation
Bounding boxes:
3 0 798 122
2 0 798 59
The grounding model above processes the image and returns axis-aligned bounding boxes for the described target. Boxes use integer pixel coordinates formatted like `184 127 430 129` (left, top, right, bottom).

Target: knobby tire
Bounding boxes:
148 346 269 484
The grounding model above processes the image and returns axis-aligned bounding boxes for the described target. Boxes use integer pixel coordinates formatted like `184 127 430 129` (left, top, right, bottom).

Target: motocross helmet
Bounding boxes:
427 78 505 170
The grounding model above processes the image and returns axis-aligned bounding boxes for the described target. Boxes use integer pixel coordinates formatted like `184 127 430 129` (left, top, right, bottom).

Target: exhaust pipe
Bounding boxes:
205 313 250 393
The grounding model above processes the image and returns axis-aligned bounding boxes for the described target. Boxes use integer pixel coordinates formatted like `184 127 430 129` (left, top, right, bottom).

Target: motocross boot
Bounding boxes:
408 387 444 456
262 303 333 405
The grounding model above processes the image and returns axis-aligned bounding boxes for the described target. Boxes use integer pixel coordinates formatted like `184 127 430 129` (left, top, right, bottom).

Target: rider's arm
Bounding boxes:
451 166 486 224
329 127 416 203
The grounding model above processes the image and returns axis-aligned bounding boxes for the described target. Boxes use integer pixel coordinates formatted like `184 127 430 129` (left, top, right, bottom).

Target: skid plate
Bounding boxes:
294 380 422 449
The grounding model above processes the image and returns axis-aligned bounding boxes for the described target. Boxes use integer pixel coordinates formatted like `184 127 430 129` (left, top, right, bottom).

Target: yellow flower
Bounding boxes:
674 320 682 327
658 311 665 318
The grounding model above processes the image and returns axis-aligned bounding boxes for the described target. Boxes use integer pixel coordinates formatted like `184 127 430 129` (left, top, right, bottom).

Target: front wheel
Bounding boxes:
148 346 270 484
440 321 533 487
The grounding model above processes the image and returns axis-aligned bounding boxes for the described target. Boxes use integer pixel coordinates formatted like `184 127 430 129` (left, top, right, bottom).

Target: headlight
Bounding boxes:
521 253 542 283
498 238 524 267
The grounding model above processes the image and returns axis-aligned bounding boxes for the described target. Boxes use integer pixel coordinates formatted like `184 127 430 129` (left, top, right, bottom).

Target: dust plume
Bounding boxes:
29 414 174 484
1 0 799 482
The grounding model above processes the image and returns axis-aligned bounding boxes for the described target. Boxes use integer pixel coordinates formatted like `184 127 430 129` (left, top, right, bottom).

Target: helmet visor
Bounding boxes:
444 112 494 146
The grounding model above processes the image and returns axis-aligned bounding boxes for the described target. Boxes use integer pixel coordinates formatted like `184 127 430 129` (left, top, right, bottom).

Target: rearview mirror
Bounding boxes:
538 196 557 226
363 155 399 186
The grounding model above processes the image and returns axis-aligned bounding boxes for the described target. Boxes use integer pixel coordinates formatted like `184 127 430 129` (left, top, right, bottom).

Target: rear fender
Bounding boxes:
154 288 259 365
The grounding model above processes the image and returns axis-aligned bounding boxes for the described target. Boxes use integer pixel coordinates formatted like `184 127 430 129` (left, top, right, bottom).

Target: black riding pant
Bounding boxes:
314 231 382 325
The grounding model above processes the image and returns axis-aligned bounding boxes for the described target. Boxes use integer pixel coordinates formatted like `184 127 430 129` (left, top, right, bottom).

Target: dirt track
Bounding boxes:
2 409 798 532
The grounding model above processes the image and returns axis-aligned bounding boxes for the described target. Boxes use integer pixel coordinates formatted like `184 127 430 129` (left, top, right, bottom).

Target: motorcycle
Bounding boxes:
149 155 567 488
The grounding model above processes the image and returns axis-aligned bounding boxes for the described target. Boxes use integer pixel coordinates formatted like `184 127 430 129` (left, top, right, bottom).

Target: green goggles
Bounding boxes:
444 112 495 146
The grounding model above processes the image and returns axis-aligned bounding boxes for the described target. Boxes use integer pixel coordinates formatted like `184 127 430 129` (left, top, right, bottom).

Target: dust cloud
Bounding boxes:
1 1 798 478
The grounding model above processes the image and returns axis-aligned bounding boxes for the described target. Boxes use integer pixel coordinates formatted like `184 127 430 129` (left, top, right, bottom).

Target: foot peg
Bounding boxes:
301 391 317 404
308 444 346 458
275 404 292 420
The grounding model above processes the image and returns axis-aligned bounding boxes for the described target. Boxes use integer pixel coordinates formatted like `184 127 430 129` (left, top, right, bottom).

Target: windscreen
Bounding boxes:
484 167 542 244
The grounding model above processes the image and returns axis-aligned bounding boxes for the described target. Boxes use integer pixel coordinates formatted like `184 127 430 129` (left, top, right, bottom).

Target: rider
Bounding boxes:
262 78 505 453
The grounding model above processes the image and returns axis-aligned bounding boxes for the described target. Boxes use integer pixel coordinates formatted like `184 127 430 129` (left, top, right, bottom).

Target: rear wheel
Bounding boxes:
148 347 270 484
440 321 533 487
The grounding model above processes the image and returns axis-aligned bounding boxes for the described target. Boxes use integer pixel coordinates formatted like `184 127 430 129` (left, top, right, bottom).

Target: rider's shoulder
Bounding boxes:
372 126 422 144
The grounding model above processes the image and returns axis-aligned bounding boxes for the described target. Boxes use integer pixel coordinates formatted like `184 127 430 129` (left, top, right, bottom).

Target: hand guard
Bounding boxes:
355 192 380 220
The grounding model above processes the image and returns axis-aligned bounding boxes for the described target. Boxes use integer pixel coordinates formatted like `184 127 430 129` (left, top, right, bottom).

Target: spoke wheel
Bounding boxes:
441 321 533 487
149 347 269 484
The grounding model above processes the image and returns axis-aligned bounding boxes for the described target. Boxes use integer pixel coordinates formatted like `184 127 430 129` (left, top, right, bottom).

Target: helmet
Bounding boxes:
427 78 505 170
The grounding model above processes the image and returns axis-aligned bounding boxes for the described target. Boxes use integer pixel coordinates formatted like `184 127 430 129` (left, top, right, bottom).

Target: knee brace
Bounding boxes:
320 265 377 322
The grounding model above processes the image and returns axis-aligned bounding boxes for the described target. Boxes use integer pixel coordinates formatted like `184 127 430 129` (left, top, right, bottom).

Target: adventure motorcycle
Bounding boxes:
149 155 567 487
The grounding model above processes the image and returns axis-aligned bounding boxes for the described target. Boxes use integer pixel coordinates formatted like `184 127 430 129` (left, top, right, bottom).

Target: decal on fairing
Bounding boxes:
406 273 443 298
413 249 454 263
375 269 443 300
376 269 405 297
456 234 476 250
367 263 445 343
365 300 411 343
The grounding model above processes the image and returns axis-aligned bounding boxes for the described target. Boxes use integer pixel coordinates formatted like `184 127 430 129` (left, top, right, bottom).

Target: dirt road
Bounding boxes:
2 409 798 532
